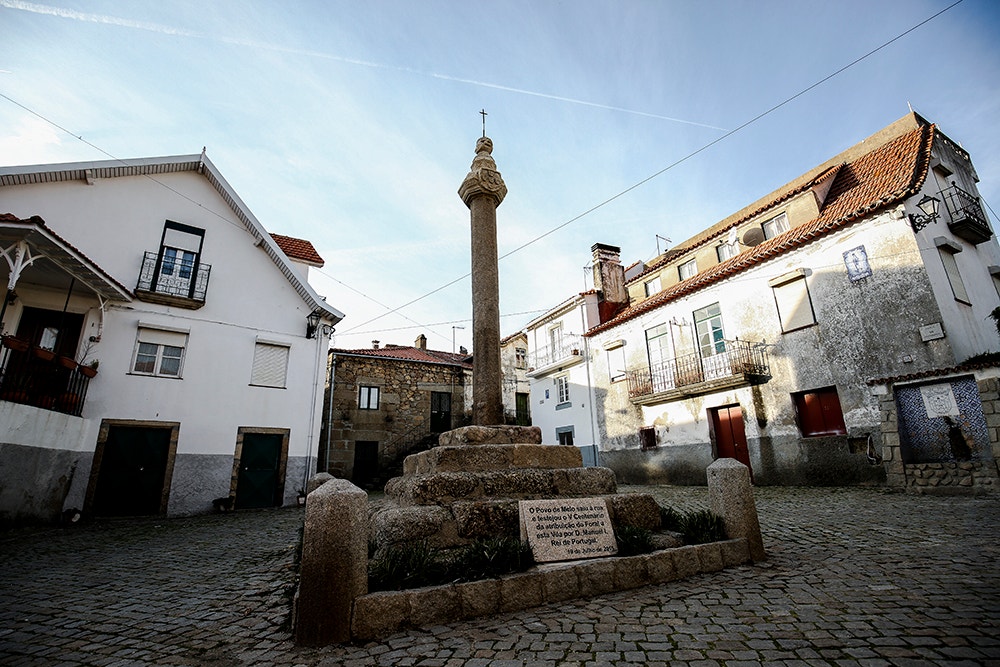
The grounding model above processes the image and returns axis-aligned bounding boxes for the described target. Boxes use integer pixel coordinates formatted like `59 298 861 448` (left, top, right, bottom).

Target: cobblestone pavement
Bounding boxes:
2 486 998 666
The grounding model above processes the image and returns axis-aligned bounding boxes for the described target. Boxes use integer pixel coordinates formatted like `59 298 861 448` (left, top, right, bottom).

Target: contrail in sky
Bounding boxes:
1 0 728 131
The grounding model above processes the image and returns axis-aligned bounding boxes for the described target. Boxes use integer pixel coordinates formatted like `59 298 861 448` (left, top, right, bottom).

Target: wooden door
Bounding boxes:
235 433 283 509
93 425 172 516
710 404 752 477
430 391 451 432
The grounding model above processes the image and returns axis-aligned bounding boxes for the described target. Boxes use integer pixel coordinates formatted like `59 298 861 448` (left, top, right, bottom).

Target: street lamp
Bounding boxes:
452 325 465 353
908 194 942 233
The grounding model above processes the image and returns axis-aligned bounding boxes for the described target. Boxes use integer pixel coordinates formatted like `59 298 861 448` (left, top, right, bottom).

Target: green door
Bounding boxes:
235 433 284 509
93 426 172 516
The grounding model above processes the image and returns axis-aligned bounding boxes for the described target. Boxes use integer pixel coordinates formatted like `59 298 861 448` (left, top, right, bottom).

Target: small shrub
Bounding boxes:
615 525 654 556
368 541 448 591
453 537 533 581
659 505 684 532
679 509 727 544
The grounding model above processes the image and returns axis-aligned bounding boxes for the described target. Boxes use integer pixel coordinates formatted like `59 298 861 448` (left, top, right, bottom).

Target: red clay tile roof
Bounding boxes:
271 233 324 267
331 345 473 369
586 122 935 337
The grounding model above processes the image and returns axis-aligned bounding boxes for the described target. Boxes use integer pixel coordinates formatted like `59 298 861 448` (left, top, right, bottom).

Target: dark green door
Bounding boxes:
235 433 284 509
516 392 530 426
93 426 172 516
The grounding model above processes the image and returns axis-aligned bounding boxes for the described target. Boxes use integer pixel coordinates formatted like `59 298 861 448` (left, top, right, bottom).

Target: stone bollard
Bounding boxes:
706 458 765 561
294 478 368 646
306 472 333 495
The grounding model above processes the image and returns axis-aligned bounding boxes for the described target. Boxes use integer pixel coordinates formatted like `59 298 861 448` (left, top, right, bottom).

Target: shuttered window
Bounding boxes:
251 342 289 388
939 248 970 304
770 271 816 332
793 387 847 437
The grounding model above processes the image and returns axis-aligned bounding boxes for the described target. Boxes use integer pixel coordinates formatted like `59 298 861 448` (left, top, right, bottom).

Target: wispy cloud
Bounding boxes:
1 0 727 131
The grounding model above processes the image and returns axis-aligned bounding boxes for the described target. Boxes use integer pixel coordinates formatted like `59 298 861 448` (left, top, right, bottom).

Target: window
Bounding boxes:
548 323 563 353
762 213 789 240
556 426 574 447
693 303 726 358
937 240 970 304
678 259 697 281
793 387 847 437
644 276 661 297
769 270 816 332
132 326 188 377
717 241 739 262
645 324 671 369
515 347 527 369
161 247 197 279
358 386 380 410
251 341 289 387
555 375 570 405
639 426 657 450
606 345 627 382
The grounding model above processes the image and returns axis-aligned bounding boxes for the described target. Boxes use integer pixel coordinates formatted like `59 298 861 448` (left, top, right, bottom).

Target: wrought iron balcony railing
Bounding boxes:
0 337 95 417
942 183 992 245
527 334 583 372
626 338 770 403
135 251 211 307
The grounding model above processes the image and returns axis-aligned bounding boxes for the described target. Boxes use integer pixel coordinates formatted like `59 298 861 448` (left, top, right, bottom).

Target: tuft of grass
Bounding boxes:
659 505 685 532
368 537 534 592
452 536 534 581
614 525 654 556
678 509 727 544
368 540 447 591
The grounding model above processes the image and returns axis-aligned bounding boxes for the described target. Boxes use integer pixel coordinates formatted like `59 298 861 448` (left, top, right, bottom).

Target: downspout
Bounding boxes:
580 302 599 465
325 351 336 475
302 322 327 495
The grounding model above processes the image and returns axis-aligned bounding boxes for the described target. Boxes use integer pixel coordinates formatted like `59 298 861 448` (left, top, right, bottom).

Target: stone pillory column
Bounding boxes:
459 135 507 425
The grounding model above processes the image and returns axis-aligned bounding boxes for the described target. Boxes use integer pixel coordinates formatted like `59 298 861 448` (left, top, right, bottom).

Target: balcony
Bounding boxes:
626 339 770 405
1 337 96 417
134 251 211 309
942 183 992 245
527 334 584 376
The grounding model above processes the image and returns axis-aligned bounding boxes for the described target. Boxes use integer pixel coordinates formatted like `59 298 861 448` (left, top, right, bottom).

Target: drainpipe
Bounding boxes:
580 302 599 465
325 351 336 475
303 322 327 494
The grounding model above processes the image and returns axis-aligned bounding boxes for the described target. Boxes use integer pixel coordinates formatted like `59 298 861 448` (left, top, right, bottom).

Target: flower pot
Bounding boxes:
78 365 98 379
59 356 79 370
2 336 30 352
33 347 56 361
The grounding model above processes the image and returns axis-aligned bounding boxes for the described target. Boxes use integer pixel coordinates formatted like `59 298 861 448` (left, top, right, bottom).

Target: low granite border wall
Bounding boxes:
351 538 751 642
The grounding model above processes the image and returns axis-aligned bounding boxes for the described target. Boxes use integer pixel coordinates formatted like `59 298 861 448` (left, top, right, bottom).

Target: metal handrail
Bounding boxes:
626 339 769 399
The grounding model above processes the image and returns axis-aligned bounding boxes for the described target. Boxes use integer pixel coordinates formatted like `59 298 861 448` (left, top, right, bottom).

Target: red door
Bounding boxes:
711 404 752 478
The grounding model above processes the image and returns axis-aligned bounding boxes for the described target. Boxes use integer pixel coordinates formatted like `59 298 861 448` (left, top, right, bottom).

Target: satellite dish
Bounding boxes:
742 228 765 247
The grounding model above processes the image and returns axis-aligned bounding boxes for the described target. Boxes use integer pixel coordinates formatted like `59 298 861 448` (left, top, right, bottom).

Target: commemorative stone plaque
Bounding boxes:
519 497 617 563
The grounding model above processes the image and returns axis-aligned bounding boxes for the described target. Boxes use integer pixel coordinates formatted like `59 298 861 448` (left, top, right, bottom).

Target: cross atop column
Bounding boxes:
479 109 488 137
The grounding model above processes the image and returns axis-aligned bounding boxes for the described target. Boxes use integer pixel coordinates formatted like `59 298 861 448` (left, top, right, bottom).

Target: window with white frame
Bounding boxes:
132 326 188 377
769 270 816 332
549 323 563 354
605 341 627 382
555 375 570 404
937 239 970 304
678 258 697 281
693 303 726 358
717 241 739 261
515 347 527 369
644 276 661 297
250 341 290 387
762 213 789 240
645 324 671 369
358 385 380 410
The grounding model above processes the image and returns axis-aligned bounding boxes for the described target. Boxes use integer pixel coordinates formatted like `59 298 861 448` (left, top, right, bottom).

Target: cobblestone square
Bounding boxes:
1 486 998 666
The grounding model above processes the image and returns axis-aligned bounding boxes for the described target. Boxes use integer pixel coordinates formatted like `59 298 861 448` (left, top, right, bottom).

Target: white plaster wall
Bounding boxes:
2 171 328 468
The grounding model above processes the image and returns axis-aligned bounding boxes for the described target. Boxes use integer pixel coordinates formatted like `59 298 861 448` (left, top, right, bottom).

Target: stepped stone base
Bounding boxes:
372 424 662 552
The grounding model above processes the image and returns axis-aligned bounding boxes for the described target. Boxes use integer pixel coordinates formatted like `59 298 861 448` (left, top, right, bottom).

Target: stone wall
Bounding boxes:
876 373 1000 494
320 353 469 480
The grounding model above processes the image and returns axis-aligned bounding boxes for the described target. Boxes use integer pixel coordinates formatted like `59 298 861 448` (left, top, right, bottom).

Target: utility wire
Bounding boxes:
341 0 964 333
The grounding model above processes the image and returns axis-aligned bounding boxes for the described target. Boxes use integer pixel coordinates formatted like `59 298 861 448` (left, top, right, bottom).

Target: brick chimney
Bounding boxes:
415 334 427 350
591 243 628 323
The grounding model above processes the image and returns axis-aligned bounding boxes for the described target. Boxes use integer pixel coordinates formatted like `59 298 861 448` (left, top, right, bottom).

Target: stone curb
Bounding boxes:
350 537 751 642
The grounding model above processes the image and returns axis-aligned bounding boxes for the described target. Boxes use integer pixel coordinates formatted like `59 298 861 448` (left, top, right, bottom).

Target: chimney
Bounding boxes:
372 340 380 349
415 334 427 350
591 243 628 323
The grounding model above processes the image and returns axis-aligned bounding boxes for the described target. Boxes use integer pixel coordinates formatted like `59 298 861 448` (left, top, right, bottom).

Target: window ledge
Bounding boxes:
555 401 573 411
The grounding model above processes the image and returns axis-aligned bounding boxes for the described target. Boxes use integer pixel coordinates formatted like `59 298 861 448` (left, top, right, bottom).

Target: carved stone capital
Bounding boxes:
459 136 507 208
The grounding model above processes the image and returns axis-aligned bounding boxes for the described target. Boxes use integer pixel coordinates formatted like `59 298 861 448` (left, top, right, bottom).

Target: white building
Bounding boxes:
0 154 344 525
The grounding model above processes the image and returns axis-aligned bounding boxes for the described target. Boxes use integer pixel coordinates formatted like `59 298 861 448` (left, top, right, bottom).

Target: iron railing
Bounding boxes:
135 251 211 303
626 339 769 400
528 334 583 370
0 338 94 417
941 183 992 244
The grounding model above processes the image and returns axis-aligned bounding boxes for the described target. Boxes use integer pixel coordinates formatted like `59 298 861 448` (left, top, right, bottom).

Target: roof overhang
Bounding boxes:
0 218 133 301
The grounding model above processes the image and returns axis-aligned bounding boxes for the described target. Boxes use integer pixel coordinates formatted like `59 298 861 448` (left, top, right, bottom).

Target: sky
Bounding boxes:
2 0 999 354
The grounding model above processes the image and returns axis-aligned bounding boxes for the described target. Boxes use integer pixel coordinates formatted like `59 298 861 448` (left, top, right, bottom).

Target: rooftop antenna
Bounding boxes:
907 100 913 113
480 109 488 137
656 234 672 255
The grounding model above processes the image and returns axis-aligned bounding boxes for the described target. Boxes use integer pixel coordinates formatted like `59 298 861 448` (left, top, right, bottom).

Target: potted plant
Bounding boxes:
58 355 78 370
33 346 56 361
78 360 99 378
1 335 30 352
